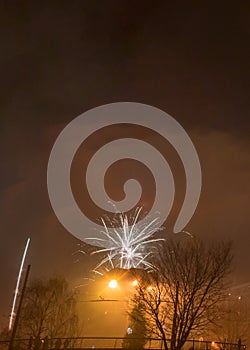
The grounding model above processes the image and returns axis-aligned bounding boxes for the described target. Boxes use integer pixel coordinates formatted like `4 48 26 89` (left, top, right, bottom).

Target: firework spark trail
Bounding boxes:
86 207 165 271
9 237 30 331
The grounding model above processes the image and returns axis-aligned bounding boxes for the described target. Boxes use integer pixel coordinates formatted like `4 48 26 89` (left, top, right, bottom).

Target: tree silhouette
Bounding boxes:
122 298 148 349
131 238 232 350
17 276 79 340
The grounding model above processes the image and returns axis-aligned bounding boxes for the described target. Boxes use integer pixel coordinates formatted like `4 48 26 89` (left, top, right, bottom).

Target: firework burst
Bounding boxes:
86 207 164 272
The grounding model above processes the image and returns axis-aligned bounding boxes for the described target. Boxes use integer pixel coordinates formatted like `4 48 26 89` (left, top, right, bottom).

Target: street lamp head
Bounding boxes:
108 279 118 289
132 280 138 287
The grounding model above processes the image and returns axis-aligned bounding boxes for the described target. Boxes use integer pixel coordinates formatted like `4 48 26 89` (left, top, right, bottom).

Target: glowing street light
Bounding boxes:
108 279 118 289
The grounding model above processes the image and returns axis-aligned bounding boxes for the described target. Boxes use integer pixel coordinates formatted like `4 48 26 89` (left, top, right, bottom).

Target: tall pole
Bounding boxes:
8 264 31 350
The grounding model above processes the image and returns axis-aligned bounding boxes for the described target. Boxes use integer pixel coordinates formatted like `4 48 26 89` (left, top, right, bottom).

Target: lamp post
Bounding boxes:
8 265 31 350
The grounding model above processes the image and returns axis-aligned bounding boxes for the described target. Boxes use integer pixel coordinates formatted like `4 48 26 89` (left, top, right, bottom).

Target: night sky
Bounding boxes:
0 1 250 330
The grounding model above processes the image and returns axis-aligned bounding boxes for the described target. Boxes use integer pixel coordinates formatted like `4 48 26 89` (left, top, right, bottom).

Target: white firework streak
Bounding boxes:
86 207 165 271
9 237 30 330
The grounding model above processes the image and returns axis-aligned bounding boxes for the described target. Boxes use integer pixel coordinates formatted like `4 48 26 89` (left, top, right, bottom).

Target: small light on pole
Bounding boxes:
132 280 138 287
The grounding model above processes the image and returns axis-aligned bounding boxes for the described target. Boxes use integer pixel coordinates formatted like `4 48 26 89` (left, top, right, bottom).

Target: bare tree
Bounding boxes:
210 293 250 345
131 238 232 350
17 276 80 340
